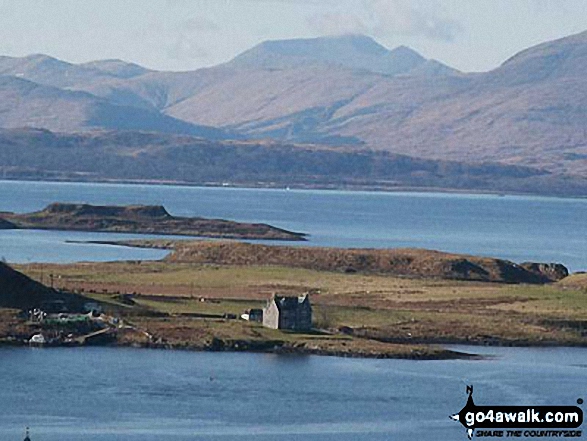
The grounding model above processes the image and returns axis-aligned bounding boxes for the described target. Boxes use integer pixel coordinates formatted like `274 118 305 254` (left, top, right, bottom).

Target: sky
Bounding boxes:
0 0 586 73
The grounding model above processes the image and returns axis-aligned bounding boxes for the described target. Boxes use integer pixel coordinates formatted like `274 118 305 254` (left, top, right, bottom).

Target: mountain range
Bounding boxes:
0 32 586 193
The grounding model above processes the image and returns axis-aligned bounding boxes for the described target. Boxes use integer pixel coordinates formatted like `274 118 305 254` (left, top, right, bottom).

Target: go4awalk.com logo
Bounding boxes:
450 386 583 439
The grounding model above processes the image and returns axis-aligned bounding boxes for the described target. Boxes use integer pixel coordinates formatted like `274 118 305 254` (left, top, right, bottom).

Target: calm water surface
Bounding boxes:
0 346 585 441
1 181 585 440
0 180 586 270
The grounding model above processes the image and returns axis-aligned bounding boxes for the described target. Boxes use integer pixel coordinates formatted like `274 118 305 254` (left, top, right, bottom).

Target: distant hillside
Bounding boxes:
0 32 586 190
0 75 229 138
159 33 587 176
0 129 585 196
77 33 587 176
0 54 152 87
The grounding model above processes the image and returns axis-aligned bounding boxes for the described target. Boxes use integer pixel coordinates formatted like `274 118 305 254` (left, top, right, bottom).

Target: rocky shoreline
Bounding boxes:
0 334 477 360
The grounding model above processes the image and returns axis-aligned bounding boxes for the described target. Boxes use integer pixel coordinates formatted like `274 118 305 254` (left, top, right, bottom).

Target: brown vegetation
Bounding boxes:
1 203 305 241
12 251 586 351
166 241 563 284
2 240 583 357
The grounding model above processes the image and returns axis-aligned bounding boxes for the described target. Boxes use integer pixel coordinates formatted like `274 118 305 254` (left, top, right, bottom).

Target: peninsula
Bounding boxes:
0 238 583 360
0 203 306 241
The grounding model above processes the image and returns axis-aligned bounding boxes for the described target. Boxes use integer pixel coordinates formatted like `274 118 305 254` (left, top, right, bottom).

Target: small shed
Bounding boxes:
241 308 263 322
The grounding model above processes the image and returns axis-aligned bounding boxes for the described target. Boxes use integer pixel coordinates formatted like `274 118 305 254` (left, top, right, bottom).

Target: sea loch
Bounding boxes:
1 180 586 271
0 346 585 441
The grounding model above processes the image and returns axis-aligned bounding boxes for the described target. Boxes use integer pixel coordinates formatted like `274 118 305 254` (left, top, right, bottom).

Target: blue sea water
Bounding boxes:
0 180 586 270
0 346 585 441
1 180 586 441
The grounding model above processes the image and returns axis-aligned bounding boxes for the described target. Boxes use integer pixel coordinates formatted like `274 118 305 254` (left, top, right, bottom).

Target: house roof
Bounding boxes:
273 294 309 311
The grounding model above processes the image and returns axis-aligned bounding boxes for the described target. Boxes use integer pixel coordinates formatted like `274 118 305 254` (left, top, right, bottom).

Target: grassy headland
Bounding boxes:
5 240 584 358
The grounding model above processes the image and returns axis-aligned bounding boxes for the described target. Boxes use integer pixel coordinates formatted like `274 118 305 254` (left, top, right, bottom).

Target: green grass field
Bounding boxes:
13 260 587 352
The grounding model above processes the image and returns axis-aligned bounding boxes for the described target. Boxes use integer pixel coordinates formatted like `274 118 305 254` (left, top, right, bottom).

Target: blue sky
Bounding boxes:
0 0 586 72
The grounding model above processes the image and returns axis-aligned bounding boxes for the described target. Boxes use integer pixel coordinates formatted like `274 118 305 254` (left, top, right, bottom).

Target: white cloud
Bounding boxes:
167 35 211 61
308 0 462 42
306 12 369 36
165 16 220 62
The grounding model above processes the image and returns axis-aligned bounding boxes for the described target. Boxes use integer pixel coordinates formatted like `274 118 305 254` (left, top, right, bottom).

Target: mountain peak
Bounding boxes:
81 59 151 78
22 54 71 67
313 34 389 55
25 53 58 60
228 35 453 77
385 45 427 73
248 34 388 58
391 45 418 54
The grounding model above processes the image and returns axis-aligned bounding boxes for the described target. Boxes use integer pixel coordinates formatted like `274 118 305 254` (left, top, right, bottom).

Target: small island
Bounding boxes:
0 203 306 241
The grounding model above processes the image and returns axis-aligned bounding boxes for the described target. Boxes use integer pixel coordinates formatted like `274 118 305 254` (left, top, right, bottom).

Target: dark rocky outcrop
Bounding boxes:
0 218 15 229
448 259 490 280
520 262 569 282
43 203 171 219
